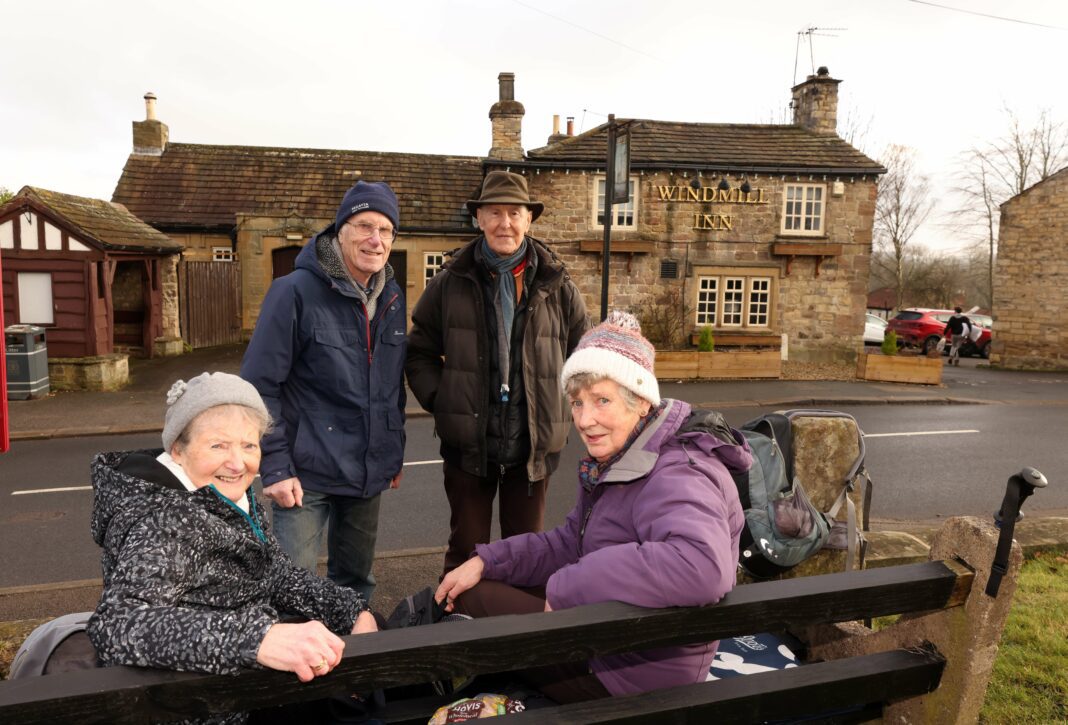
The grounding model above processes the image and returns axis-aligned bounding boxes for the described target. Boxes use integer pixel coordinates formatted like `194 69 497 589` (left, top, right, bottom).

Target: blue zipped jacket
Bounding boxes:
241 231 407 498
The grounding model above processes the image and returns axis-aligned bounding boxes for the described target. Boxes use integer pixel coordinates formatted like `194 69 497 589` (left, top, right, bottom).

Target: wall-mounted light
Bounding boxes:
740 177 752 194
689 175 702 191
717 176 731 191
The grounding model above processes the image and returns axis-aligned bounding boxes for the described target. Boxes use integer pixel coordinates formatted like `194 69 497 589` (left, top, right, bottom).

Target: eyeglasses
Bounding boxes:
345 220 397 242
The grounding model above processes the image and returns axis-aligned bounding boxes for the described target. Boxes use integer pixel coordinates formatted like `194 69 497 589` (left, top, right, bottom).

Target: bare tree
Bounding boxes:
952 109 1068 307
873 145 935 309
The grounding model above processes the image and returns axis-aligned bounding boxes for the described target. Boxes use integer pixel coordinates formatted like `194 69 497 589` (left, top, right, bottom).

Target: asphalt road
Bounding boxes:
1 402 1065 588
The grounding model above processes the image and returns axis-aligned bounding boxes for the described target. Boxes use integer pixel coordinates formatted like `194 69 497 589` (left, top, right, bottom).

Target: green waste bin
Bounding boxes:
5 325 49 400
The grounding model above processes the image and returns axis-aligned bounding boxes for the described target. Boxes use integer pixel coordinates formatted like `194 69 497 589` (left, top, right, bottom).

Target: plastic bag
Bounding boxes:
428 693 525 723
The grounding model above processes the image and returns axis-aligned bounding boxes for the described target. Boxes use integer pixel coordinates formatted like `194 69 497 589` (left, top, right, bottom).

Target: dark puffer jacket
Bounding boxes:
87 450 364 686
406 236 589 481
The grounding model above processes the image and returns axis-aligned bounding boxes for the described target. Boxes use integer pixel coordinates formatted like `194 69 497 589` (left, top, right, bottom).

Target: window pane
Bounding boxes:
748 278 770 326
723 278 744 326
696 277 717 325
424 253 444 286
18 272 54 324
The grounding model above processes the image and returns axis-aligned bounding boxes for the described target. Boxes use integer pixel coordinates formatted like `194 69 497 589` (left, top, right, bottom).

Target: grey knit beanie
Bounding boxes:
162 372 269 451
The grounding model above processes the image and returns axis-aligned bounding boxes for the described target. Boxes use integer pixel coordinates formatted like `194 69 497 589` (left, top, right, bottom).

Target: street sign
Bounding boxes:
609 125 631 205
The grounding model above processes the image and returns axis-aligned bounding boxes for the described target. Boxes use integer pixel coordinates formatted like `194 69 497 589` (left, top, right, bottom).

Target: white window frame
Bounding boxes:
212 246 236 262
424 251 445 287
781 183 825 236
693 269 776 330
748 277 771 326
593 175 638 230
695 277 718 326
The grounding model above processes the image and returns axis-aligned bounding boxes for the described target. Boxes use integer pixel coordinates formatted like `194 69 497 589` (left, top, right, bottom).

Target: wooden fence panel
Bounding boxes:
179 261 241 349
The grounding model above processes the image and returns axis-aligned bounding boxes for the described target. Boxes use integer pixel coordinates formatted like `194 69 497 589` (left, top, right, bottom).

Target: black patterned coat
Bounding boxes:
87 450 365 718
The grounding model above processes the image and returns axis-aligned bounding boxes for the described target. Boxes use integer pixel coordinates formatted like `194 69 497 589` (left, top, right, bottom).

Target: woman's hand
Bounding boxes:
434 556 485 612
263 477 303 508
351 609 378 635
256 621 344 682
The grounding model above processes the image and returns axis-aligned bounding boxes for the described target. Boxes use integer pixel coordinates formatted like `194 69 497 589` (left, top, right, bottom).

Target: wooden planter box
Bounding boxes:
656 350 781 380
857 352 942 385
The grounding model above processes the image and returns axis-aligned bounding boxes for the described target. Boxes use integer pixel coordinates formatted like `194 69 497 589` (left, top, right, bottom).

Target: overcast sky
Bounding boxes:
2 0 1065 252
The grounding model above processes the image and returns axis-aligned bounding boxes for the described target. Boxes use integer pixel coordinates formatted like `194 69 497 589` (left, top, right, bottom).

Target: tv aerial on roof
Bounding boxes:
793 27 848 85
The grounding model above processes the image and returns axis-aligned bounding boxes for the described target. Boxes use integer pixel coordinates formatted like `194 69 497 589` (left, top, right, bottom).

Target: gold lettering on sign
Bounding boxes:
657 185 769 205
692 213 734 231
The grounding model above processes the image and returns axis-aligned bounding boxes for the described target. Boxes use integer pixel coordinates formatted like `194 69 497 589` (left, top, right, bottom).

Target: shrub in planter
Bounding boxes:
881 330 898 356
698 326 715 352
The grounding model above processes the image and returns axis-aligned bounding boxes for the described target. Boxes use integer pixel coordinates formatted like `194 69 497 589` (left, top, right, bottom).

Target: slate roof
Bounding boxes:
112 143 484 232
5 186 181 252
527 120 885 174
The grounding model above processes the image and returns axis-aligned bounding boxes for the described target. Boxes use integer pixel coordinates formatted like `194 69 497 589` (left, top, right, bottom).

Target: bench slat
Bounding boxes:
0 560 970 724
504 648 946 724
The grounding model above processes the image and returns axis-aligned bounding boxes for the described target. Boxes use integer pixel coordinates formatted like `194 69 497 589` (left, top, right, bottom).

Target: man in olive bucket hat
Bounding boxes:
407 171 590 577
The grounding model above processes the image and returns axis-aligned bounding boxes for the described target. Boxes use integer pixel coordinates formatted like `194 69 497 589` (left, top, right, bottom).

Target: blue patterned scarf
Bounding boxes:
480 237 528 402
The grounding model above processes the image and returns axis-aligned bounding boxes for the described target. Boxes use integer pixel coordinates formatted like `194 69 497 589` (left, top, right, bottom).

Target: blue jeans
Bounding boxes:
270 490 381 604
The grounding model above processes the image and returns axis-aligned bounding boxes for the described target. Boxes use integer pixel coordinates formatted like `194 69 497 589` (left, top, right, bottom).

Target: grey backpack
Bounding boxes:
734 410 870 579
9 611 100 678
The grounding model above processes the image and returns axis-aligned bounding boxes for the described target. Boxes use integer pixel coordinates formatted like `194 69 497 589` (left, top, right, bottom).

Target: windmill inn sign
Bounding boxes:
654 184 771 231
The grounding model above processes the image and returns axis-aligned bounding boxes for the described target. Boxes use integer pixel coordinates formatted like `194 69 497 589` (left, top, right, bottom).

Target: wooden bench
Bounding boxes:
0 515 1022 725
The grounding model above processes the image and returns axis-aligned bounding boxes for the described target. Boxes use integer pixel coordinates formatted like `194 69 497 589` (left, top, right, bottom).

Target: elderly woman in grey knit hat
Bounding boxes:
87 372 376 696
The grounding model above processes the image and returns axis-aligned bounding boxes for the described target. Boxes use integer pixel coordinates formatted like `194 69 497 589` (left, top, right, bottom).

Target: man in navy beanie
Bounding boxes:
241 180 406 603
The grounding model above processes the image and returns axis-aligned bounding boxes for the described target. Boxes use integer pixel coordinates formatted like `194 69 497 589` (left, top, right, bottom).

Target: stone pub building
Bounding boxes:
113 69 883 363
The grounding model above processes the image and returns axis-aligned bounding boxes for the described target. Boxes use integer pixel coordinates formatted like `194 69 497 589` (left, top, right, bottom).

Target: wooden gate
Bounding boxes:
179 261 242 348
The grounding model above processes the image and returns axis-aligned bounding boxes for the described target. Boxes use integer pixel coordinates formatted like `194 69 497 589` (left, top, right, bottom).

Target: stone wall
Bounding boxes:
992 169 1068 369
524 169 877 363
48 353 129 391
160 254 180 338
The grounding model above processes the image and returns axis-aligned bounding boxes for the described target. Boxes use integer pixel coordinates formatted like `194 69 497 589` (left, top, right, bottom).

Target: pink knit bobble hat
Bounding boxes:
560 311 660 406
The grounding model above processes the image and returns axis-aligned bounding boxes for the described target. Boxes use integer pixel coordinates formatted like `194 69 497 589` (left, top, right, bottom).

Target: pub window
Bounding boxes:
722 278 745 327
748 277 771 326
212 246 236 262
593 176 638 230
695 278 718 326
693 270 776 330
424 252 445 287
781 183 825 236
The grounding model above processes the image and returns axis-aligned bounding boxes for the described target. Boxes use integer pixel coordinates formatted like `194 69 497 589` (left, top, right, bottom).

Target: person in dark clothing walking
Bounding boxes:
943 306 971 366
406 171 589 576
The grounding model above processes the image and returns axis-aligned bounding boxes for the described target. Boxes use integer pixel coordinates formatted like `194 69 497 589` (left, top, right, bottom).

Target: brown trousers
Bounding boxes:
441 461 548 575
457 579 611 704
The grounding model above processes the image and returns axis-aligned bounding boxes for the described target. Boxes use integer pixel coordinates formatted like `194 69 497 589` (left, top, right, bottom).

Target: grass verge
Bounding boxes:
980 549 1068 723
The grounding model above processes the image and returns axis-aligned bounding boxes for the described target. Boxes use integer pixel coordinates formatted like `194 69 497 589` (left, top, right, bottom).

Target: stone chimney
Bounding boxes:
791 67 841 136
132 92 169 156
546 114 569 145
489 72 524 160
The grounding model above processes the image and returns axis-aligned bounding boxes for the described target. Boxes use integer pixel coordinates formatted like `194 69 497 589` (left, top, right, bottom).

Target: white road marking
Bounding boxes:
864 429 979 438
11 459 446 495
12 486 93 496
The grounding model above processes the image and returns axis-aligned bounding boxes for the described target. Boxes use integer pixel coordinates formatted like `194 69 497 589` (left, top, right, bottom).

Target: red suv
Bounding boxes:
887 308 992 358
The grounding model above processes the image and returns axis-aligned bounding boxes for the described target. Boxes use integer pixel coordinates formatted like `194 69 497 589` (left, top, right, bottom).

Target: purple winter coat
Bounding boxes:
475 398 749 696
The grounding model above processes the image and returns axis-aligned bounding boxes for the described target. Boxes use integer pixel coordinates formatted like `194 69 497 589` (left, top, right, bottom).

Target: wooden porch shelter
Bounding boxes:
0 187 182 358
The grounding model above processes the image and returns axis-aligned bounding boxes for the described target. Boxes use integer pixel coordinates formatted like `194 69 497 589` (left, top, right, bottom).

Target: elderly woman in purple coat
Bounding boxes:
435 311 749 703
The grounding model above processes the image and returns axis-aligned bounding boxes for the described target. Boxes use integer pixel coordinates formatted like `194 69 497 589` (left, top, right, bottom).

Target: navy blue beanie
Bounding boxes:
335 181 399 232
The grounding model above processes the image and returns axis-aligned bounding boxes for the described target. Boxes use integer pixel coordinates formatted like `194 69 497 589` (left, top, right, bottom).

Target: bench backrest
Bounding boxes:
0 559 972 725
